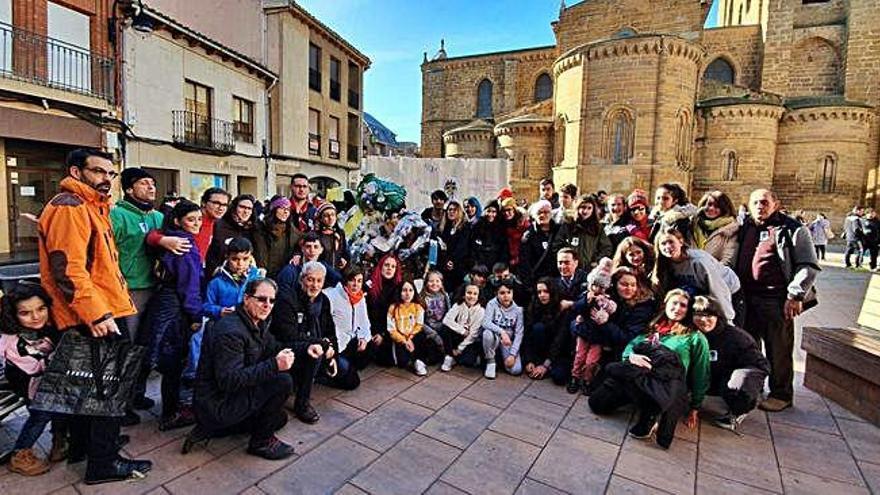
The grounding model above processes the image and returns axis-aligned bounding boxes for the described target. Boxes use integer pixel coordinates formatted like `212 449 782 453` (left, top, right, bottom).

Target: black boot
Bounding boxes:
84 457 153 485
629 411 658 439
566 377 582 394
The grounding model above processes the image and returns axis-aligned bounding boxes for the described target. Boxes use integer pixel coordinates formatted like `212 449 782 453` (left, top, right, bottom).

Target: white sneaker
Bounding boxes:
484 362 497 379
441 355 455 372
414 359 428 376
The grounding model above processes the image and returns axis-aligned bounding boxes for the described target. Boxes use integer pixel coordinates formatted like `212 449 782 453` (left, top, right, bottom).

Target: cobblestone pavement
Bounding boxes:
1 252 878 494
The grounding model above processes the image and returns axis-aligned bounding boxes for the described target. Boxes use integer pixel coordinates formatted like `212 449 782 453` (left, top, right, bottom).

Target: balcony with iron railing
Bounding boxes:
0 21 115 104
172 110 235 152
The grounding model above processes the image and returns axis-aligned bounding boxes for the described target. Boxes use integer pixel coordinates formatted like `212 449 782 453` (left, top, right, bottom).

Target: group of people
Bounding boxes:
0 148 824 484
838 205 880 270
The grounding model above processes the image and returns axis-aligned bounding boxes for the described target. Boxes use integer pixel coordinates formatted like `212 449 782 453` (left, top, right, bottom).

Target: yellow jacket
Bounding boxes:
387 302 424 344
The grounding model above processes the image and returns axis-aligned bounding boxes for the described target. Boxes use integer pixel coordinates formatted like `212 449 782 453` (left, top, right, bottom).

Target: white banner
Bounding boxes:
362 156 511 211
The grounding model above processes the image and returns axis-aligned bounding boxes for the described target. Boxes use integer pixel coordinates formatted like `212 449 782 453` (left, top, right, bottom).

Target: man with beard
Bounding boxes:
38 148 152 484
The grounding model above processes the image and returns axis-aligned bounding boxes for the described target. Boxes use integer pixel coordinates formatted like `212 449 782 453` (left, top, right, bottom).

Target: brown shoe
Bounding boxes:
49 433 68 463
759 397 792 412
9 449 50 476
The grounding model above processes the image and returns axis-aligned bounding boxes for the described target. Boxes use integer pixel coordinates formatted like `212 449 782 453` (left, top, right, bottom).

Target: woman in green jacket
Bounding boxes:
588 288 710 449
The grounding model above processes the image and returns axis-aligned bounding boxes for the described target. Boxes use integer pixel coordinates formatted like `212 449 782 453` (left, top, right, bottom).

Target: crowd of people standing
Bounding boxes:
0 148 829 485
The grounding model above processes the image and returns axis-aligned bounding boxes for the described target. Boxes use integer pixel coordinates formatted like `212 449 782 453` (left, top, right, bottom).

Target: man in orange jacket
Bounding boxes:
38 148 152 485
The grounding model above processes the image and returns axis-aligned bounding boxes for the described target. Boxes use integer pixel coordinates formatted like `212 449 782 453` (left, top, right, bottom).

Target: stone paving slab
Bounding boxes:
0 263 878 494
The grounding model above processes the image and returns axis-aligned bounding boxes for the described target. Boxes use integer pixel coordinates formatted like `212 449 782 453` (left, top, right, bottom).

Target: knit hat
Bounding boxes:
500 197 516 210
587 257 614 290
498 188 514 201
269 196 291 211
120 167 154 191
316 201 336 218
627 189 650 210
484 199 500 212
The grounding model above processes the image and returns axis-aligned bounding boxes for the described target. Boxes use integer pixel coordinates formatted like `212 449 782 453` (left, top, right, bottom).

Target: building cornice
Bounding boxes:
782 106 874 125
702 103 785 121
425 47 557 71
494 115 554 137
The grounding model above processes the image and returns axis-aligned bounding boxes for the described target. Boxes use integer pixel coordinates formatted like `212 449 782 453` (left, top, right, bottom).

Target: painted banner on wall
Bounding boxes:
361 156 510 211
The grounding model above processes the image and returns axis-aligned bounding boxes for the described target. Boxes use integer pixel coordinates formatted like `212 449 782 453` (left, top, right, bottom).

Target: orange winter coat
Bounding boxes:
38 177 136 330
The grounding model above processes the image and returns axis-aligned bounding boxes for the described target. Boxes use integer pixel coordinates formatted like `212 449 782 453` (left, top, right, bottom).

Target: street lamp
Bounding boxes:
109 0 153 44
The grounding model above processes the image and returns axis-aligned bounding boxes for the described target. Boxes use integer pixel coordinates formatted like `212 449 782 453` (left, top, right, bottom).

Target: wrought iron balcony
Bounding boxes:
0 21 115 103
172 110 235 152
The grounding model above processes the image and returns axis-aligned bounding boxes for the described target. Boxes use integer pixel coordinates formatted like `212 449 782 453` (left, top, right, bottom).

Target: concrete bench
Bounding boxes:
802 273 880 426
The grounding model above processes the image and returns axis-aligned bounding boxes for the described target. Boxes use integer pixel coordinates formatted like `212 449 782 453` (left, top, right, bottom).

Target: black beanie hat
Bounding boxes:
121 167 154 191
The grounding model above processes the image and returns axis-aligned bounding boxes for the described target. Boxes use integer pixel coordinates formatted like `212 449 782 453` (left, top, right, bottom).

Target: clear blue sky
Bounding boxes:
299 0 719 144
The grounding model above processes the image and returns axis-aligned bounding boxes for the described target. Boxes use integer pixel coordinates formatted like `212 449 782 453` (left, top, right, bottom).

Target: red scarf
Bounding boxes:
345 286 364 305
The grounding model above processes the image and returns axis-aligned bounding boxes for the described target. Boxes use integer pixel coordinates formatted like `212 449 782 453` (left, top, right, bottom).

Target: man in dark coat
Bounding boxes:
270 261 339 424
188 278 295 460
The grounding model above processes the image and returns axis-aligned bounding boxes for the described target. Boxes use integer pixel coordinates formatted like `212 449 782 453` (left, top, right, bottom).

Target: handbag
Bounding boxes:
30 329 147 417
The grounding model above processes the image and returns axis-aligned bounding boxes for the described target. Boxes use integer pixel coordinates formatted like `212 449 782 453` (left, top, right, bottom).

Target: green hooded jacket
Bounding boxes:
110 199 165 290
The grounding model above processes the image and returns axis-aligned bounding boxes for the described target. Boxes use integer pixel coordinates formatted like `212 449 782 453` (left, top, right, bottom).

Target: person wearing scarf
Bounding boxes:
692 191 740 267
315 202 350 271
253 196 303 278
324 266 372 381
626 189 652 241
205 194 257 278
553 194 613 270
464 196 482 226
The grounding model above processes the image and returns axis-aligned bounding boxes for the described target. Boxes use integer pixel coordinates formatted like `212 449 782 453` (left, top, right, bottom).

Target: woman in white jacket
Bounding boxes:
324 267 372 387
439 284 486 372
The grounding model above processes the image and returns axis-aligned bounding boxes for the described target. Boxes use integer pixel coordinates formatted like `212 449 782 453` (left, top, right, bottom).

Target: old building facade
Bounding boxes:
421 0 880 225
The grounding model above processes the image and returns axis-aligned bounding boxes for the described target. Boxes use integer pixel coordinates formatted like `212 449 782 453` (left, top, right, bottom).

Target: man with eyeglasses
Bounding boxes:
194 187 232 264
37 148 153 484
289 173 316 232
187 278 296 460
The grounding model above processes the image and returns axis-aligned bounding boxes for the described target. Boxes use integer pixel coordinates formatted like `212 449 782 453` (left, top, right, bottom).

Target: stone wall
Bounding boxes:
693 102 783 206
774 106 873 225
700 26 764 91
554 0 708 53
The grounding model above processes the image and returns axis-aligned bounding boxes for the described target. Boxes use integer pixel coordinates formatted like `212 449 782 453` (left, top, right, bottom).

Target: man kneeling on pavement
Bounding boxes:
186 278 296 460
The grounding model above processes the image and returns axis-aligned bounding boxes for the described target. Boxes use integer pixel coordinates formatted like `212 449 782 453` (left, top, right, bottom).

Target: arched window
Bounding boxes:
520 153 529 179
820 155 836 193
704 58 735 85
534 73 552 102
727 0 734 25
476 79 493 118
674 109 692 168
722 150 738 181
602 108 635 165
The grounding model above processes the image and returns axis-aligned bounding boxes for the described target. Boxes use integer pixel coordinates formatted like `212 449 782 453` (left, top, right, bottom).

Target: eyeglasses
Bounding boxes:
249 295 276 304
83 167 119 179
238 204 254 211
208 200 229 208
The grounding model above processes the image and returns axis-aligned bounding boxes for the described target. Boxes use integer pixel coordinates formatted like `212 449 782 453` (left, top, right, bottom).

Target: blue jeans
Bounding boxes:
14 408 54 450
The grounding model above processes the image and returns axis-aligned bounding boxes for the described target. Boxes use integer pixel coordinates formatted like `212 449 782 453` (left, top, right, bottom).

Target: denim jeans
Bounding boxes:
13 408 54 450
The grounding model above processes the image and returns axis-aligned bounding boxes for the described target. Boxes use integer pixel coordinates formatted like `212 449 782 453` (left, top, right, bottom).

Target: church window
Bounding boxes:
602 108 635 165
704 58 735 85
476 79 493 119
674 109 692 168
820 155 836 193
534 73 552 102
738 4 744 23
722 150 738 181
554 116 566 165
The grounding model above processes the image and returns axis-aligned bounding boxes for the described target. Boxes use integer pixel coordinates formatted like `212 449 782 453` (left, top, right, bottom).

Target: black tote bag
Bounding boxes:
30 329 147 417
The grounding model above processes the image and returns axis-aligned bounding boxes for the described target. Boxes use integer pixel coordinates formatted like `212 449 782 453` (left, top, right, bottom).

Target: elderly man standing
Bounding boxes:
271 261 338 424
38 148 152 484
186 278 296 460
735 189 819 412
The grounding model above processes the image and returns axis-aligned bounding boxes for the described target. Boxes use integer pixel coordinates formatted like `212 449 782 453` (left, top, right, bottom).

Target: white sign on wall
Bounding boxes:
362 156 510 212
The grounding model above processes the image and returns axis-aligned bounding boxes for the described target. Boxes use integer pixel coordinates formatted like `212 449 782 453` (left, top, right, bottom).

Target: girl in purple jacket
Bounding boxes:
142 200 203 431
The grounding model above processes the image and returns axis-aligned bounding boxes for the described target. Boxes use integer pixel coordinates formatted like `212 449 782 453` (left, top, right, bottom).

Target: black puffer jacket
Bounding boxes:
194 306 283 427
269 285 338 354
606 341 687 412
470 217 508 270
704 324 770 394
520 221 561 285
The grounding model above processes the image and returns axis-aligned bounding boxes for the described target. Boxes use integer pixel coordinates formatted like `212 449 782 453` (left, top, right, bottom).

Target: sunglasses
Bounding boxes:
249 295 276 304
629 206 646 212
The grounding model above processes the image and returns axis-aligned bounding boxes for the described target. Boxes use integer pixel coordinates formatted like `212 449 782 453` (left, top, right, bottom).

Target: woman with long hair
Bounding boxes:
612 236 656 278
500 197 530 275
604 193 638 250
367 252 404 366
651 225 737 323
253 196 302 278
205 194 256 277
437 200 472 292
521 277 566 381
649 183 697 243
553 194 613 269
589 289 710 449
1 283 66 475
692 190 739 266
470 200 509 272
